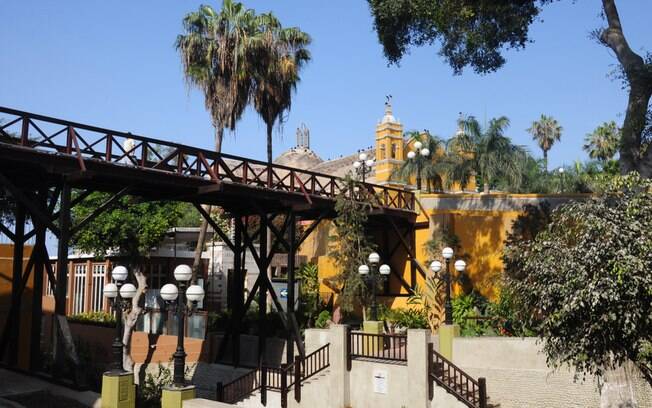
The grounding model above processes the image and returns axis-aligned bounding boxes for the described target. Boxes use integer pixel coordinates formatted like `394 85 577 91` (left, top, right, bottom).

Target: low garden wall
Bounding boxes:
453 337 652 408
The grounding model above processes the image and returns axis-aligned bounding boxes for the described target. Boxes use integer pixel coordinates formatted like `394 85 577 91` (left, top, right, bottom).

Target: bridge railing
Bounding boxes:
0 106 414 212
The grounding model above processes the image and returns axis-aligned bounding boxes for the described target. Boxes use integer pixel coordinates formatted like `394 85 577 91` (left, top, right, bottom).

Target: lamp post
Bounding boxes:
160 265 205 388
406 141 430 191
353 152 374 183
103 266 136 373
429 247 466 325
558 167 565 193
358 252 391 321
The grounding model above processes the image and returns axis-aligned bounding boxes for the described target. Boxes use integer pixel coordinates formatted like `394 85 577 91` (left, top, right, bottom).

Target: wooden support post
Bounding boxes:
427 343 434 401
258 216 268 368
294 355 301 403
215 381 224 402
29 189 48 371
7 204 25 366
280 363 288 408
478 377 487 408
54 182 71 372
260 364 267 406
232 216 243 366
286 211 296 364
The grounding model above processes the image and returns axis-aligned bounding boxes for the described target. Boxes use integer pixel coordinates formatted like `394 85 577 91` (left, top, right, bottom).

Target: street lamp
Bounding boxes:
103 266 135 373
358 252 391 321
353 152 374 183
429 247 466 325
407 141 430 191
160 264 205 388
558 167 565 193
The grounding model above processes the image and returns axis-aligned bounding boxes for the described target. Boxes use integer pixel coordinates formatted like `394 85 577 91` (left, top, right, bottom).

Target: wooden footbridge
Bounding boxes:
0 106 423 381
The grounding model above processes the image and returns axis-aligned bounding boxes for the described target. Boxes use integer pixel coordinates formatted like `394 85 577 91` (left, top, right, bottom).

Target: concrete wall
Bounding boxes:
300 328 652 408
452 337 652 408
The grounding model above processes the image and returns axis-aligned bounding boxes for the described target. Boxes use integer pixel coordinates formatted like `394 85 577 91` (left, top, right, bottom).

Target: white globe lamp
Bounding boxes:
379 264 391 275
103 283 118 299
160 283 179 302
119 283 137 299
186 285 205 303
111 266 128 282
358 264 370 275
442 247 454 259
174 264 192 282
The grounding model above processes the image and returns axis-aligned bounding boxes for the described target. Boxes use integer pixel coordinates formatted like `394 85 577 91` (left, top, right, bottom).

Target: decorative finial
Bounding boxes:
385 94 393 115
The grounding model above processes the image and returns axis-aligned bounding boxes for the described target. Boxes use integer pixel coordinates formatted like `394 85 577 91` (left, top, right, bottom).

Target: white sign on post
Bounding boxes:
373 369 388 394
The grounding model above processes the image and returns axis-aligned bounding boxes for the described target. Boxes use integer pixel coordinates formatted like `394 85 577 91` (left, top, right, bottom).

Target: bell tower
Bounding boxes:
375 96 404 184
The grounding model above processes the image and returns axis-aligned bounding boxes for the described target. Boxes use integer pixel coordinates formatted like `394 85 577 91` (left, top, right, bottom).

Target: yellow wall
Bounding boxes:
0 243 35 369
299 194 540 312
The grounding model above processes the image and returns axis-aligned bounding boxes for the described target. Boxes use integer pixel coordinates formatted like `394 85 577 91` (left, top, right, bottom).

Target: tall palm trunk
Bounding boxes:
191 127 224 283
483 176 490 194
266 121 273 164
543 150 548 172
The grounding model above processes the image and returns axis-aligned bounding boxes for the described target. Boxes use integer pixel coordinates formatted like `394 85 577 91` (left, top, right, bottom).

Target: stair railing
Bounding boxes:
215 343 331 408
428 343 487 408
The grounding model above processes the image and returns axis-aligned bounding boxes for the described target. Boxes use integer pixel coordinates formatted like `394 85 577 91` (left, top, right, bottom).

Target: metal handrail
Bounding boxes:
428 343 487 408
348 330 408 363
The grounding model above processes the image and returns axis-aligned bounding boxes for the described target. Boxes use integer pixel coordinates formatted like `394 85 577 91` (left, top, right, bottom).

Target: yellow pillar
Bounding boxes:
161 385 196 408
101 372 135 408
438 324 460 360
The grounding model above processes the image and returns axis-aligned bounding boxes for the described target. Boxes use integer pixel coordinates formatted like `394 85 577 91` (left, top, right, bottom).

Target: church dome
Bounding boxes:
274 146 323 169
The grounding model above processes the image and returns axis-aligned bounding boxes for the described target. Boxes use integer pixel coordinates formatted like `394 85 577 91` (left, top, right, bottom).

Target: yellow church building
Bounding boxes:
274 100 582 309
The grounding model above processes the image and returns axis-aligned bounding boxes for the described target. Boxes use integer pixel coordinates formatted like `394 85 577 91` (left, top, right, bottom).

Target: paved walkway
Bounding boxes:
0 369 100 408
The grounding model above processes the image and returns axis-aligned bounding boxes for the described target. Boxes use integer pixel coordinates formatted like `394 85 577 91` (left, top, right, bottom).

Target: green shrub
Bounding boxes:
67 311 116 328
384 308 428 330
315 310 332 329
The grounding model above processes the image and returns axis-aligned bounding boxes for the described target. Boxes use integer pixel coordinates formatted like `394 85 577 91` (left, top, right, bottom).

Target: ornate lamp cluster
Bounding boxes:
429 247 466 325
103 266 136 373
353 152 374 183
160 265 205 388
358 252 390 321
103 264 204 388
406 141 430 191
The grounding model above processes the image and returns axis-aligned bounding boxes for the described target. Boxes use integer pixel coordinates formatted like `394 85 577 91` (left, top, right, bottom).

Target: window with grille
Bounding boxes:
91 264 106 312
73 264 87 314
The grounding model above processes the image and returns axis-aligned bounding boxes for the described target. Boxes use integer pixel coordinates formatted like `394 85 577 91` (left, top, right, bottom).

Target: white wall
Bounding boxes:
452 337 651 408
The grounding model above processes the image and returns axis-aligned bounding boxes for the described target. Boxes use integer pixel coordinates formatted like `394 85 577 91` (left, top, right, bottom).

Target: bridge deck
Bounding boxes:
0 107 415 220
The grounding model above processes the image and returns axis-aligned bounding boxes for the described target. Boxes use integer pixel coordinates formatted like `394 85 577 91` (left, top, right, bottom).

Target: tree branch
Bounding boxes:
601 0 646 78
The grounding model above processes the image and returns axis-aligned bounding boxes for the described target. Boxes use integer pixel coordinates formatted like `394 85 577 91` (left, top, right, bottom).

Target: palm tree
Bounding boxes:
584 121 621 162
176 0 258 280
250 13 311 163
527 115 562 171
442 115 527 194
393 131 445 192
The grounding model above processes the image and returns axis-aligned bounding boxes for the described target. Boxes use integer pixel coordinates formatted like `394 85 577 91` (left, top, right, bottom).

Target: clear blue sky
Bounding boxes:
1 1 650 169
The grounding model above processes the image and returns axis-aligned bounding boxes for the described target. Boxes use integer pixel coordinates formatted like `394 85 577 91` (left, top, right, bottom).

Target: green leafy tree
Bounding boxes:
393 130 445 192
297 263 322 327
442 115 527 193
504 174 652 385
328 176 376 315
527 114 563 171
584 121 621 162
71 193 184 371
250 13 311 164
367 0 652 177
